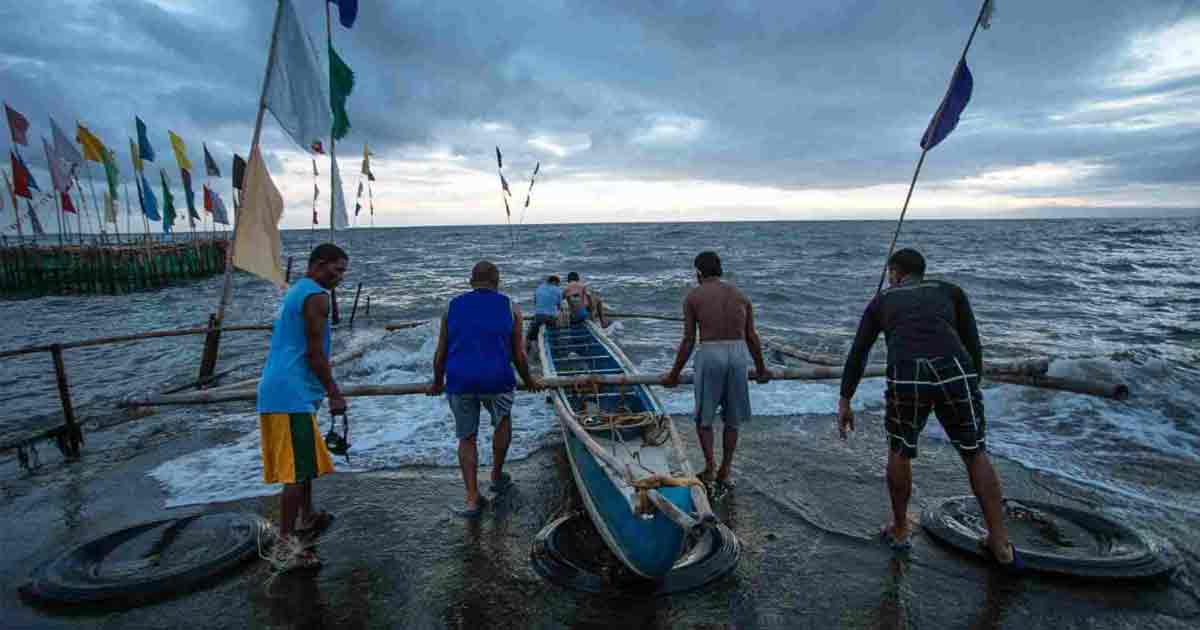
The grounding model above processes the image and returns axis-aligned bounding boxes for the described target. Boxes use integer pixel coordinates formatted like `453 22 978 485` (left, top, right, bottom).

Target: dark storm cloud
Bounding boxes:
1 0 1198 211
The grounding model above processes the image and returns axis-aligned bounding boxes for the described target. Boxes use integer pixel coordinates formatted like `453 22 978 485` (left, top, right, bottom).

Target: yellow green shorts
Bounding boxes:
259 412 335 484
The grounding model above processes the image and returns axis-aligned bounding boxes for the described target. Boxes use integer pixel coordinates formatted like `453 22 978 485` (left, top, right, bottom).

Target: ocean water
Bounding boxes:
1 217 1197 522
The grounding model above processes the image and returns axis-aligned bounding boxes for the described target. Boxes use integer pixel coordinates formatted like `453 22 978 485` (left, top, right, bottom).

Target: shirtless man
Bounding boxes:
562 271 608 327
663 251 769 491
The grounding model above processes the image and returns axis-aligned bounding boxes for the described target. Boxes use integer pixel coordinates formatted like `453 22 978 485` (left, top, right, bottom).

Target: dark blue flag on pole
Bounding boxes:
920 59 973 150
327 0 358 28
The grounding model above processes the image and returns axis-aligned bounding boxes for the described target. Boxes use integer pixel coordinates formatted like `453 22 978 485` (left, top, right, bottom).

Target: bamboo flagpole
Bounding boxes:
325 1 337 245
495 146 514 248
2 169 25 243
877 0 994 293
200 0 285 383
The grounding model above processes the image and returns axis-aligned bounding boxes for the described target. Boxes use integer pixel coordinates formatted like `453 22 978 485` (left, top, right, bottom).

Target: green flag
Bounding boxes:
101 148 120 201
329 42 354 140
160 170 176 233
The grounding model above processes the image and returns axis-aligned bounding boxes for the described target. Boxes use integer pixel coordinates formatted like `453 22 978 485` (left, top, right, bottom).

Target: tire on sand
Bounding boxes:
921 496 1177 579
20 512 265 608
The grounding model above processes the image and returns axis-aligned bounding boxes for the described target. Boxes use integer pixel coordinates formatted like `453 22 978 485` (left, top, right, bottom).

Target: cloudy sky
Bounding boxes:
2 0 1199 229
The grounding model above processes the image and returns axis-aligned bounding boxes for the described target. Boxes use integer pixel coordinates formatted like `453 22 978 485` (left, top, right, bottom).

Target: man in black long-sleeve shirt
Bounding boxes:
838 249 1016 568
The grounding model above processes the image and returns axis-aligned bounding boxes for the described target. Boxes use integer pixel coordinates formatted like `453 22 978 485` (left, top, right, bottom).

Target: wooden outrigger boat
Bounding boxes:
538 320 726 579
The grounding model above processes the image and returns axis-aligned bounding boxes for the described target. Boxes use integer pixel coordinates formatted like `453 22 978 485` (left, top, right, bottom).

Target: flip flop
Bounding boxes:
979 541 1024 573
489 472 513 495
880 525 913 552
454 495 490 519
296 510 335 538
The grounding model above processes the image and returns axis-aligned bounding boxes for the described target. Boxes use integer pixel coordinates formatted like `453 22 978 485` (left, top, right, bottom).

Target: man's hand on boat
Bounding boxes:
662 371 681 388
522 377 545 392
837 396 855 439
428 380 444 396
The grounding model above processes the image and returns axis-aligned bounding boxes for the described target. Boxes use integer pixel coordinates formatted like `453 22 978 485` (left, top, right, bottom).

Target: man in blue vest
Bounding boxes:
431 261 543 517
257 243 347 571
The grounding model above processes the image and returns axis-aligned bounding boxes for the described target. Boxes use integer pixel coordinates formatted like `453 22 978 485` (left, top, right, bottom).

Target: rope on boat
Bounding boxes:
567 380 700 515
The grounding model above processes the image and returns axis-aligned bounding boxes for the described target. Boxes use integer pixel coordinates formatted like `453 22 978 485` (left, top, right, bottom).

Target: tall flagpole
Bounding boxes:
201 0 284 384
877 0 991 293
326 0 337 245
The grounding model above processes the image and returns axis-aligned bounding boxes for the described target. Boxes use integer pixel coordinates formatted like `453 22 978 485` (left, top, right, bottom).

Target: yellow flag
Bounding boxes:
232 147 286 288
168 131 193 170
76 124 107 162
129 137 143 173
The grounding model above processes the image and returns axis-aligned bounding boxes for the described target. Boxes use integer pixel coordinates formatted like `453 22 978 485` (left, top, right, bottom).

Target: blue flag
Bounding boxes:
920 59 973 151
141 173 160 221
327 0 357 28
136 116 156 162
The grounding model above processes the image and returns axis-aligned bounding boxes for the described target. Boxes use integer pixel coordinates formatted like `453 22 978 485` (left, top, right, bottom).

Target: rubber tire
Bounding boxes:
531 513 740 595
20 512 264 608
920 496 1176 579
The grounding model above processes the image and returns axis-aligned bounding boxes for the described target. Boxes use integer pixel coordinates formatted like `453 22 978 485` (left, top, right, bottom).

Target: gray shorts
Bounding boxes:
693 340 752 429
448 391 514 440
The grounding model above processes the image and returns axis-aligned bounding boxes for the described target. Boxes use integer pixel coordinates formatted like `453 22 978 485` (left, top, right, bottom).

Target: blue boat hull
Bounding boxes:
542 321 697 579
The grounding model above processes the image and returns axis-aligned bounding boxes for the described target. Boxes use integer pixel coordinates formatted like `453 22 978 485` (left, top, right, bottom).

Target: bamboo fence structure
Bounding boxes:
0 239 228 297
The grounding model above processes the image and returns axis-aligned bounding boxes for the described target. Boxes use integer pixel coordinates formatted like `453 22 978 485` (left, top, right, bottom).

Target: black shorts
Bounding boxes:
884 356 985 458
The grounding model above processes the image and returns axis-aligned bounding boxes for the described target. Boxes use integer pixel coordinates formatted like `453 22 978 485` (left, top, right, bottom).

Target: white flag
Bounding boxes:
264 0 332 155
331 157 350 229
42 137 72 193
50 117 83 171
233 147 286 287
211 190 230 225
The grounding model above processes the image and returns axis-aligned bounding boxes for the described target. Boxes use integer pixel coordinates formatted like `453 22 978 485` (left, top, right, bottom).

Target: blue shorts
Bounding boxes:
570 307 589 323
448 391 514 440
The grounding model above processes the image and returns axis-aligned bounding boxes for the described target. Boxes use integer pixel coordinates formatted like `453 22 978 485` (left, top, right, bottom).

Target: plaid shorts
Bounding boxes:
884 356 986 458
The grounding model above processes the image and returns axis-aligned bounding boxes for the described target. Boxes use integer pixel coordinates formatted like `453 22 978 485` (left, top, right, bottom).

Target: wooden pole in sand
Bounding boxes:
200 0 284 383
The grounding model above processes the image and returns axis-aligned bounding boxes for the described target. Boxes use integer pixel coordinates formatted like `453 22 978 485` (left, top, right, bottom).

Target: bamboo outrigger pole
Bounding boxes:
199 0 285 383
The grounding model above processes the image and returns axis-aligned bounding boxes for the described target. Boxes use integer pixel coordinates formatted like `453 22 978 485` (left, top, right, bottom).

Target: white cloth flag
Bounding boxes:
42 137 71 193
331 157 350 229
211 190 230 225
233 147 286 287
264 0 332 154
50 117 83 171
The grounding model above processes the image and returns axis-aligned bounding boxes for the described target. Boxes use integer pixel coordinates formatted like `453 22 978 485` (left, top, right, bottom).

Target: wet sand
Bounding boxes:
2 412 1198 629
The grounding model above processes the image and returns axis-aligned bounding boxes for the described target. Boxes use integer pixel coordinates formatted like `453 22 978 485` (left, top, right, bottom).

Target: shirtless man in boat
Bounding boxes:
663 251 770 494
837 248 1017 568
562 271 609 327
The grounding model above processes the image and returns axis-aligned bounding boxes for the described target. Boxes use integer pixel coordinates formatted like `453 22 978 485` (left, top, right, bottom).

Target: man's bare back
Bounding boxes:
686 279 750 342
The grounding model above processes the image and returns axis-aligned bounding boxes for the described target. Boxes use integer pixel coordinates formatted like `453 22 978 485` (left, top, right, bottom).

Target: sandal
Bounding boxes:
979 541 1024 573
296 510 335 537
268 536 323 573
455 495 490 519
489 472 514 495
879 524 913 552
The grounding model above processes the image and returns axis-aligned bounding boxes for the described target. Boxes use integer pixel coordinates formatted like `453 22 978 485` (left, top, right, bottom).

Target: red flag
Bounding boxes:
61 192 77 214
203 184 214 213
5 104 29 146
10 151 32 198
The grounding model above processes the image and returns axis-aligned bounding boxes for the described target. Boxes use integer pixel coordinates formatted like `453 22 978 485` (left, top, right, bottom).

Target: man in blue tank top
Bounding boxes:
257 243 348 571
431 261 542 517
525 274 562 354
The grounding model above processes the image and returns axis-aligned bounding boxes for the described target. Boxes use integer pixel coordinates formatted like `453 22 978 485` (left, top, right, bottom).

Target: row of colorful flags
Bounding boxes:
3 101 232 236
